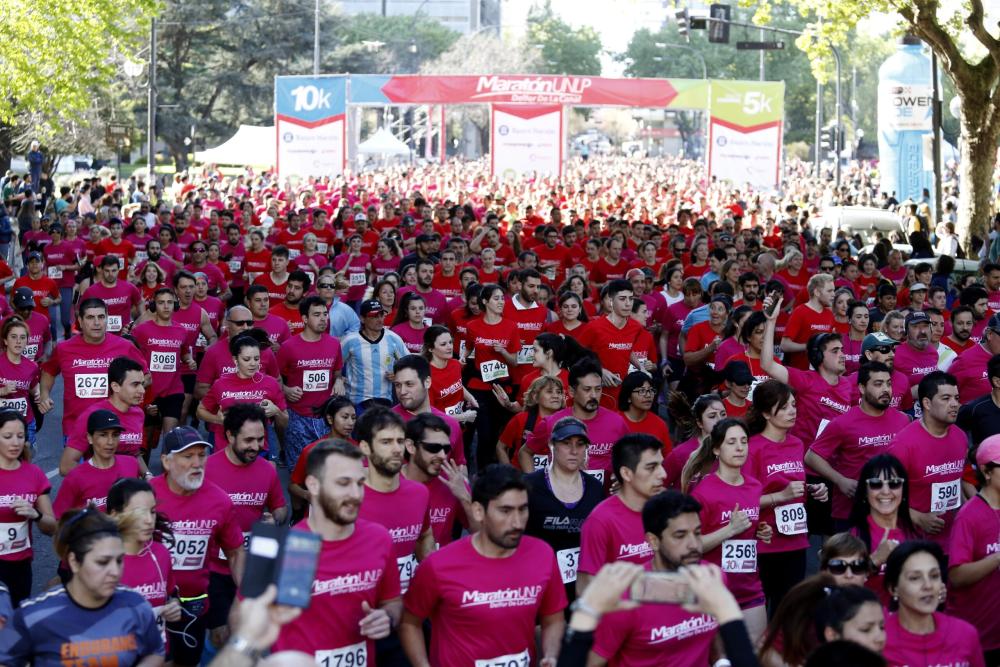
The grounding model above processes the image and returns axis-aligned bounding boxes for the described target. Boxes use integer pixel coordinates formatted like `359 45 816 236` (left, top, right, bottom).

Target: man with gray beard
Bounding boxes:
151 426 246 667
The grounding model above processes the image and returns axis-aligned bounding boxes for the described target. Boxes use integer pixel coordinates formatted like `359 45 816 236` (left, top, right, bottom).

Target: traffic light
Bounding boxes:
708 4 731 43
819 124 839 158
675 8 691 42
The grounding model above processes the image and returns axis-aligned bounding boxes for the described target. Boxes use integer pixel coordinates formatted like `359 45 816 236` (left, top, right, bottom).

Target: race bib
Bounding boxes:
107 315 123 332
0 521 30 556
774 503 808 535
117 257 126 272
134 251 148 264
444 401 464 417
585 469 605 484
47 266 63 280
170 534 209 571
219 532 251 560
288 249 301 260
74 373 108 399
303 369 330 392
24 343 38 359
515 344 535 365
422 317 433 328
543 265 557 281
349 272 366 287
228 259 242 273
459 340 467 359
556 547 580 584
532 454 548 471
397 553 418 592
930 479 961 513
150 351 177 373
316 642 367 667
196 333 208 348
0 397 28 416
479 360 509 383
721 540 757 573
316 242 329 254
475 650 530 667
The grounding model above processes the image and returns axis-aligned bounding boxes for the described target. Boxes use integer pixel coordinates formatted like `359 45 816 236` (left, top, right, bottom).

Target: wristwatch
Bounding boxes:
227 635 264 662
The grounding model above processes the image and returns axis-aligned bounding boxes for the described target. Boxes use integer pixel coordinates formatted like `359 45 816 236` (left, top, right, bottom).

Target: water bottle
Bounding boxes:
877 35 934 204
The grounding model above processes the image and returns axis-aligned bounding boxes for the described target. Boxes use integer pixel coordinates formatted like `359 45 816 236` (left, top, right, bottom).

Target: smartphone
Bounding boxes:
629 572 696 605
765 289 782 317
274 531 322 608
240 522 284 599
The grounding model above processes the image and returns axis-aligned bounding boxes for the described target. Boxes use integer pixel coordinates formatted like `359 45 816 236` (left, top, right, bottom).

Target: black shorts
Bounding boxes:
154 394 184 421
182 374 196 395
205 571 237 630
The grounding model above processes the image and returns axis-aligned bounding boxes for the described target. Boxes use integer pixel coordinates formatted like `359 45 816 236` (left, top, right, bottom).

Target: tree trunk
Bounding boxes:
0 124 12 174
956 95 1000 252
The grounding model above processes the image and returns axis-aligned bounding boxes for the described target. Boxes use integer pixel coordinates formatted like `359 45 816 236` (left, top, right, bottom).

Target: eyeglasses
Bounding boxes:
825 559 871 576
417 441 452 455
317 283 335 289
820 266 835 272
868 346 893 355
866 477 904 491
192 248 206 253
634 388 655 396
230 319 253 327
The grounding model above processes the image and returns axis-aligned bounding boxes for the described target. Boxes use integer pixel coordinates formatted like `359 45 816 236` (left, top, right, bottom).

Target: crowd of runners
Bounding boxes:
0 155 997 667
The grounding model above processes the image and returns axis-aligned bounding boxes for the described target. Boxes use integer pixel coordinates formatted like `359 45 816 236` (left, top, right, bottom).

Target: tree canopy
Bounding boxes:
527 1 603 76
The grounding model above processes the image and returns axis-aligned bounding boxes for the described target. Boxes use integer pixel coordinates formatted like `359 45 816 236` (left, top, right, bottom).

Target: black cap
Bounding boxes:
87 409 122 434
360 299 385 317
162 426 213 455
988 312 1000 332
550 417 590 443
12 287 34 310
416 233 436 244
904 311 930 329
25 252 42 263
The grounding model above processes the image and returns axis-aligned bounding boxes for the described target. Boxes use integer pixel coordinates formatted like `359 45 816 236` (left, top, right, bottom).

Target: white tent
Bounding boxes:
195 125 275 166
357 127 410 156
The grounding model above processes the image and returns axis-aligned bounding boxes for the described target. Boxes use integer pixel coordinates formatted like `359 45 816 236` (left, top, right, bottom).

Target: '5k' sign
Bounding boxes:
742 91 773 114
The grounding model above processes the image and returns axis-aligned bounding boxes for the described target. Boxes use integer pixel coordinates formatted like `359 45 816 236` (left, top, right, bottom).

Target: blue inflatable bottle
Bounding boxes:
877 35 934 204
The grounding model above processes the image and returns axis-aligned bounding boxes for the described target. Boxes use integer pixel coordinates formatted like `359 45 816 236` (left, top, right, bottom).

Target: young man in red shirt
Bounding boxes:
781 272 835 370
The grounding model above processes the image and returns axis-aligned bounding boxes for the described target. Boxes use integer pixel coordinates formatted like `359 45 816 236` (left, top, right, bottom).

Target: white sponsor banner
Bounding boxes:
276 116 345 180
878 83 933 132
491 105 562 181
707 120 781 191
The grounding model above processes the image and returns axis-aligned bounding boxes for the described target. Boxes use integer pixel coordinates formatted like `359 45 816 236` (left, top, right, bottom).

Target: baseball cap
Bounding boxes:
416 233 436 244
988 312 1000 332
162 426 213 455
360 299 384 317
550 417 590 443
12 287 34 310
25 252 42 263
354 213 367 222
975 434 1000 467
48 223 63 234
87 409 122 434
861 332 899 355
909 282 928 292
904 311 930 329
401 215 415 226
723 360 754 386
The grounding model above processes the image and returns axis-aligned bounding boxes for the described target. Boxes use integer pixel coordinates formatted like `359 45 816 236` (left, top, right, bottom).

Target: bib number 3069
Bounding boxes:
316 642 366 667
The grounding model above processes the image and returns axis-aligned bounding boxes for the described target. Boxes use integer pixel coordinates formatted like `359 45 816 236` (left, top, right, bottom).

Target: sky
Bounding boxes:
501 0 1000 76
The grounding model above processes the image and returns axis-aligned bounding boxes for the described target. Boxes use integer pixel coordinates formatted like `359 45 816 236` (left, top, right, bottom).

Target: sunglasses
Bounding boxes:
318 283 335 289
820 266 835 271
417 441 452 455
866 477 904 491
230 319 253 327
868 346 894 355
825 558 871 576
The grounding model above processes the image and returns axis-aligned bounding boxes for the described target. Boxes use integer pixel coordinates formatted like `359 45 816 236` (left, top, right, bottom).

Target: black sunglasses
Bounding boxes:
230 319 253 327
868 346 894 355
417 441 452 455
317 283 335 289
825 558 871 576
866 477 904 491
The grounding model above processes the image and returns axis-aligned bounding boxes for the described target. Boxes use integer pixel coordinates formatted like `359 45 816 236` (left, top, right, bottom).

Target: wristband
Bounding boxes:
569 598 603 621
227 635 264 662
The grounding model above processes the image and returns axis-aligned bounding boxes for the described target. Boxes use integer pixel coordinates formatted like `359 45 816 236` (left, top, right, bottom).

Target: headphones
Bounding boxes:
807 333 835 370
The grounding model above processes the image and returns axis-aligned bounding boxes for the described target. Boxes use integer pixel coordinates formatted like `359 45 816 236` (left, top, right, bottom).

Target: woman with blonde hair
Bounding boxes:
503 375 565 469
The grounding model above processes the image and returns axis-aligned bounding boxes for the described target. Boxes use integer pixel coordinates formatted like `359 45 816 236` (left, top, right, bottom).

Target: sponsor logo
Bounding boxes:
71 358 113 369
220 391 267 401
819 396 849 413
228 492 268 507
649 615 718 644
589 441 614 456
439 380 463 397
722 506 760 522
618 542 654 559
542 516 584 531
857 434 893 447
428 507 452 524
132 581 168 600
608 342 632 350
146 338 184 347
0 493 38 507
474 75 593 104
170 519 217 532
460 585 543 608
313 569 384 595
766 461 804 477
924 461 964 477
387 524 423 543
296 358 336 368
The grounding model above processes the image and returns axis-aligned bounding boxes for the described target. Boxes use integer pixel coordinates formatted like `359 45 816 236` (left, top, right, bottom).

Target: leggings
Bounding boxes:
759 548 807 618
0 558 32 607
471 387 514 473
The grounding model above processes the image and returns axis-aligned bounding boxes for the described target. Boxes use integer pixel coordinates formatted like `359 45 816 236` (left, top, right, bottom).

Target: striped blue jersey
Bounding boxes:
340 329 408 404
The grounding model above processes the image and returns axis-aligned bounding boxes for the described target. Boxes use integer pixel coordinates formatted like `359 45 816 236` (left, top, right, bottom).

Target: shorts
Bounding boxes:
205 572 237 630
285 411 330 469
182 374 196 394
153 394 184 421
